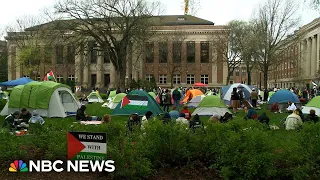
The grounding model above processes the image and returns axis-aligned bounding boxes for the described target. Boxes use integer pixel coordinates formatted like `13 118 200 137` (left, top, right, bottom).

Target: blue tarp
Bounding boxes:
0 77 35 86
268 90 299 104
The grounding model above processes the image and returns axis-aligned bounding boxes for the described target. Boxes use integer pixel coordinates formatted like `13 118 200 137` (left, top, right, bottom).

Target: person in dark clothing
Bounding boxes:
305 109 319 123
76 105 91 121
258 112 270 126
162 113 171 124
220 112 233 123
231 87 240 113
189 114 204 132
172 88 182 110
2 111 20 130
162 89 171 112
263 89 269 102
19 108 32 124
127 113 141 132
296 108 304 121
244 107 258 120
116 88 121 94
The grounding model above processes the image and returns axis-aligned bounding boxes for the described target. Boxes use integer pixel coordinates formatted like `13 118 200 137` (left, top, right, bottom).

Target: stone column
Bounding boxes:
96 51 103 88
15 47 21 78
82 43 89 88
317 34 320 74
307 38 312 77
109 63 116 88
7 45 14 80
75 45 83 85
210 45 217 85
126 43 132 87
311 36 317 77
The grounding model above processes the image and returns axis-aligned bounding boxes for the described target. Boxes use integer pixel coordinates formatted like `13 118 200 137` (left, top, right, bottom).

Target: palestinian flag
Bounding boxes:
44 70 55 81
121 95 148 110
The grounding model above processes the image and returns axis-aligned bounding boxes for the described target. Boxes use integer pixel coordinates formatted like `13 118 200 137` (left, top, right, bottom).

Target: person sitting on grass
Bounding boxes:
2 111 20 131
305 109 319 123
19 108 32 124
271 102 279 113
76 105 92 121
127 113 141 132
176 113 189 125
210 114 221 123
169 106 180 120
190 114 204 131
284 110 303 130
102 114 111 123
257 112 270 126
220 112 233 123
286 101 297 113
244 106 258 120
29 110 45 125
180 105 192 121
162 113 171 124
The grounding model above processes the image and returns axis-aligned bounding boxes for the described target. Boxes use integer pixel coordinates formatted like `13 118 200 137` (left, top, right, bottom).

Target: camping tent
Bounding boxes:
148 92 156 99
192 95 231 116
182 89 204 103
107 90 117 101
193 82 207 87
0 81 80 117
112 90 164 116
0 77 34 86
188 95 206 108
222 83 252 105
104 93 126 109
268 90 300 110
302 96 320 115
88 92 104 103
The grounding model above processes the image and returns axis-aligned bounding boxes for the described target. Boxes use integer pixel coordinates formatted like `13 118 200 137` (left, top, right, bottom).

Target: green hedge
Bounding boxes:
1 119 320 179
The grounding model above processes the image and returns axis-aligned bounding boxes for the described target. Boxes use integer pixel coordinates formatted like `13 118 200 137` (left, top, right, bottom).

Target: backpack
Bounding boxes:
162 93 167 102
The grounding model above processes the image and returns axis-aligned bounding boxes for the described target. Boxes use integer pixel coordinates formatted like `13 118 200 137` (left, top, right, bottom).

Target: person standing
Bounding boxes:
162 89 171 112
250 88 258 107
231 87 240 113
172 87 182 110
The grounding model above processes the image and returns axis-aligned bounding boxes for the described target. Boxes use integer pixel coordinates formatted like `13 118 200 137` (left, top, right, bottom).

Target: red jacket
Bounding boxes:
181 109 191 120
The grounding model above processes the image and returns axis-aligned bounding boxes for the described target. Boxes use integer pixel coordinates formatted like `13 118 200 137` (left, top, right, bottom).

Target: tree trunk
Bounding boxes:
117 69 126 91
247 71 251 85
263 65 268 89
170 75 174 89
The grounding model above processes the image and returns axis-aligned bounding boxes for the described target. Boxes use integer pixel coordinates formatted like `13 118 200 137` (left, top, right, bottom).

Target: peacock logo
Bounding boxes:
9 160 28 172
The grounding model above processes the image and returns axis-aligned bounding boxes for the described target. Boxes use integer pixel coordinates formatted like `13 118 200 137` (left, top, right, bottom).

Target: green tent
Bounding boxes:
111 90 164 116
148 92 156 99
302 96 320 115
0 81 79 117
108 90 117 99
104 93 126 109
88 92 104 103
192 95 231 116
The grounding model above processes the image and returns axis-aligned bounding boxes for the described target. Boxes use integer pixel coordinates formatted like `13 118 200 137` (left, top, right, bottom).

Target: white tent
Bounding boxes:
188 95 206 108
88 92 104 103
102 93 126 109
0 82 80 118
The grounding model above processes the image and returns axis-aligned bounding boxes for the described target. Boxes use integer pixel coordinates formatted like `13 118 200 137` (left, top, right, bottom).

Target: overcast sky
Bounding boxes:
0 0 319 32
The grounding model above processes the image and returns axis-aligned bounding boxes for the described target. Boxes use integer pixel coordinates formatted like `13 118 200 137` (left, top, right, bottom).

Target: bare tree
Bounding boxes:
53 0 161 90
251 0 300 88
212 20 249 85
183 0 201 15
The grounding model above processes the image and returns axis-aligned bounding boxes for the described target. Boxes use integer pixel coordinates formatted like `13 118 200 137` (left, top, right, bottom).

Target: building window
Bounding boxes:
90 42 98 64
43 46 52 64
37 76 41 81
172 42 182 63
186 74 195 84
187 41 195 63
55 45 64 64
235 69 239 76
159 74 167 84
67 46 75 64
200 41 209 63
56 75 63 82
200 74 209 84
104 74 110 87
145 74 153 82
241 81 246 84
242 68 246 76
173 74 181 84
68 74 75 81
23 75 30 78
145 42 154 63
159 42 168 63
229 81 234 84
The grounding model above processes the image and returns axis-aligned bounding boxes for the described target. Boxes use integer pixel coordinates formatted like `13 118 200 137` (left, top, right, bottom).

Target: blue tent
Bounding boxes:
0 77 35 86
268 90 299 104
222 83 253 105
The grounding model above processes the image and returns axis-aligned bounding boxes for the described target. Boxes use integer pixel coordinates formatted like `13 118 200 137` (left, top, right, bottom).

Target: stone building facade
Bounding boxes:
269 18 320 88
6 15 229 88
